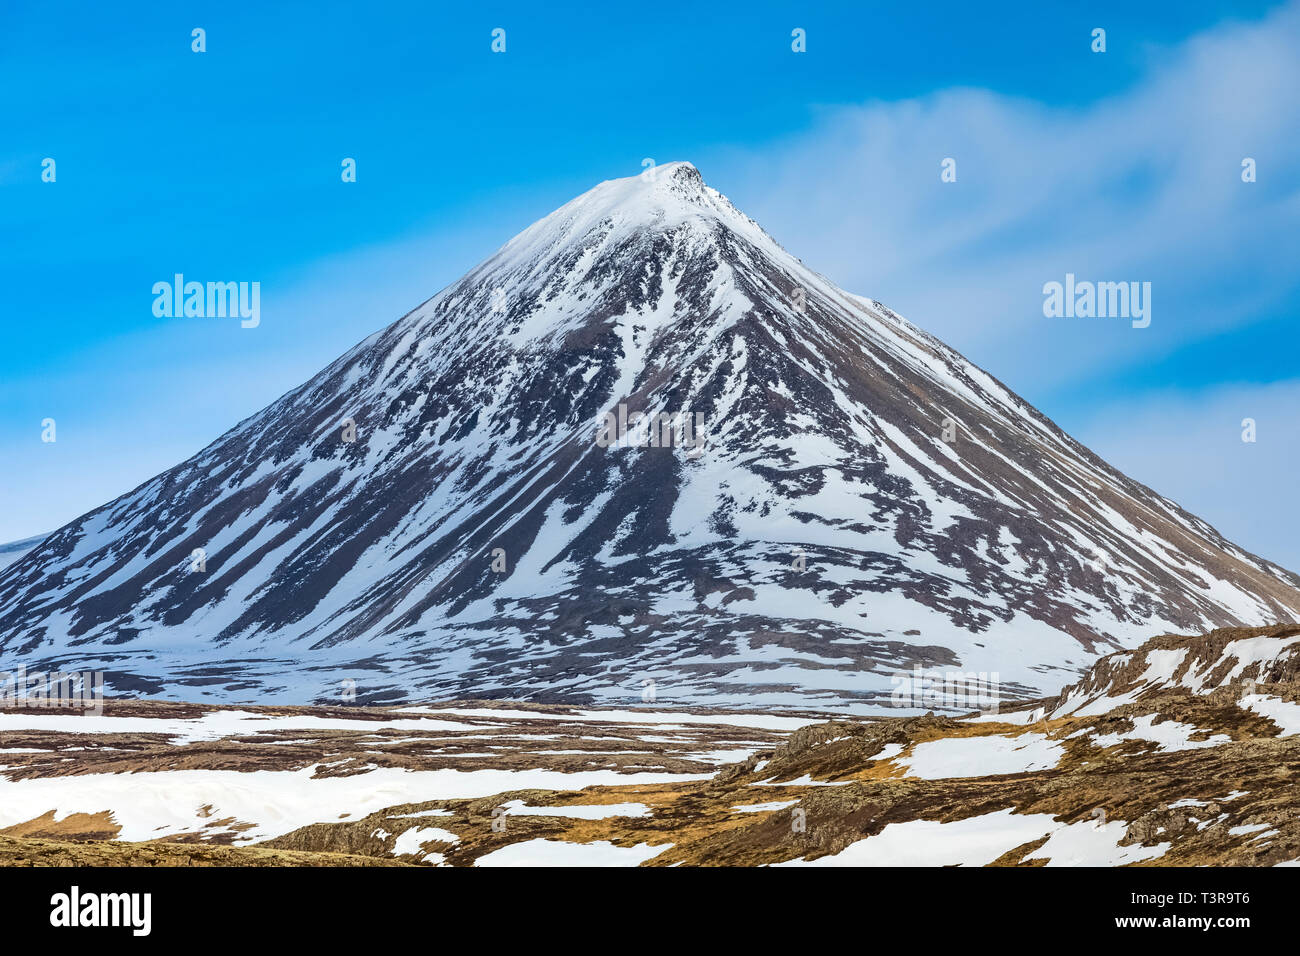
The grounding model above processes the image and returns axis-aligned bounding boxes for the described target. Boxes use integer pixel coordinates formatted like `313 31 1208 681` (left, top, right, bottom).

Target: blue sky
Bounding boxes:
2 0 1298 569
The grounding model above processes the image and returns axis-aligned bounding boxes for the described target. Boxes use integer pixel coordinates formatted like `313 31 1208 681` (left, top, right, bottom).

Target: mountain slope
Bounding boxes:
2 162 1298 708
5 627 1300 867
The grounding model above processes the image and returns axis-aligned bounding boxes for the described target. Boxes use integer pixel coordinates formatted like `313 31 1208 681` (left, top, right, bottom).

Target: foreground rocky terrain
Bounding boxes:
1 623 1298 866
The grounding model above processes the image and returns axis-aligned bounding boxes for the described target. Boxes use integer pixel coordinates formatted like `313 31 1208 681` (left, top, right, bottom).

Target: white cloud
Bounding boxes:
722 1 1300 398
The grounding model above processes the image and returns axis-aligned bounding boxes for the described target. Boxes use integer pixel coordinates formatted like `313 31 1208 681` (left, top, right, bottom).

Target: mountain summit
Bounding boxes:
3 164 1299 708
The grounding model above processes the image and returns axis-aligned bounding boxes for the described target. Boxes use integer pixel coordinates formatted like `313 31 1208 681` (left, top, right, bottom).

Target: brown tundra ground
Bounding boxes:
2 625 1299 867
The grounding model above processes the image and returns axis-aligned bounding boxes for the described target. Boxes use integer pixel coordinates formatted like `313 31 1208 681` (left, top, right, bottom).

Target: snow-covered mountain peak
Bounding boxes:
2 165 1298 710
484 162 770 284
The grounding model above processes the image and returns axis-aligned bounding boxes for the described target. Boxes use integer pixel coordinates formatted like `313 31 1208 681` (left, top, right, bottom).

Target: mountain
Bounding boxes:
1045 622 1300 718
2 162 1298 708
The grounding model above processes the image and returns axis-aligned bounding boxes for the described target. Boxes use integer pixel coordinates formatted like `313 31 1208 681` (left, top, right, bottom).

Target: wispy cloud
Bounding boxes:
725 1 1300 399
